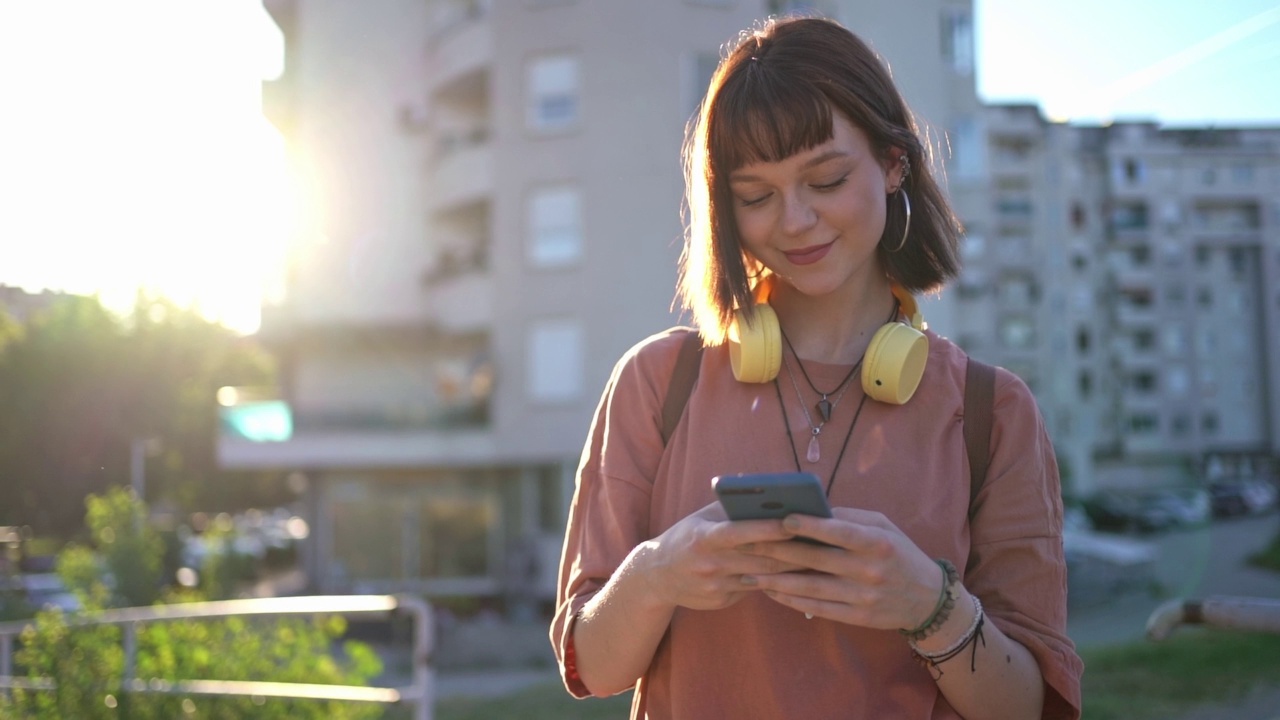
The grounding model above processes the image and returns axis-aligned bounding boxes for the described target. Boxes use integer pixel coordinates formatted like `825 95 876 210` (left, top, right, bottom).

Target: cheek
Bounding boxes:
733 209 769 249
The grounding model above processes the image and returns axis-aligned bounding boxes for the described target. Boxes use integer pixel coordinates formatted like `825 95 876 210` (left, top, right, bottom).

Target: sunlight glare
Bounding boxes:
0 0 290 334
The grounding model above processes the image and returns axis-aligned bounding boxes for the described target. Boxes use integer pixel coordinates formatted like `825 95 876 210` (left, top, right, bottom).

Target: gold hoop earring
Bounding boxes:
886 188 911 253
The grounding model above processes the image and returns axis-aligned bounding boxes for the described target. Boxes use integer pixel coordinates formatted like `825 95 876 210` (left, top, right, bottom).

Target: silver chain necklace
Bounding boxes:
781 355 860 463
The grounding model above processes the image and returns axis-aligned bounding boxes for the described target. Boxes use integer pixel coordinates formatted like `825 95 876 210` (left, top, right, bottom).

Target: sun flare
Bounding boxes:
0 0 290 334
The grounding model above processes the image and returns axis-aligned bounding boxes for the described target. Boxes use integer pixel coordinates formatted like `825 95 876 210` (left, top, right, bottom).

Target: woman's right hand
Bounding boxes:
638 501 802 611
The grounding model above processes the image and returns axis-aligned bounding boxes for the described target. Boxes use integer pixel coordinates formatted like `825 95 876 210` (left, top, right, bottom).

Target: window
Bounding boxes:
1130 371 1157 393
961 232 985 260
1171 414 1191 436
1201 412 1219 435
1196 286 1212 308
1133 328 1156 350
1131 244 1151 266
1116 158 1145 185
1070 203 1086 231
1078 371 1092 398
949 117 985 179
528 318 584 402
527 184 583 267
999 316 1035 349
941 8 974 74
527 54 579 132
1075 327 1090 354
1128 414 1158 434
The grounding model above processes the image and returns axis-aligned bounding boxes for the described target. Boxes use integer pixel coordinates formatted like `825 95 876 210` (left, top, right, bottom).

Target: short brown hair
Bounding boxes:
678 16 962 344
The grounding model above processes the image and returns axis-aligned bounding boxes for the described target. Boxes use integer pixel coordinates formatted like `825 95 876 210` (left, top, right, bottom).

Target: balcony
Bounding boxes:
433 133 492 211
219 428 499 470
423 260 493 333
217 387 495 470
427 1 492 95
1189 201 1262 241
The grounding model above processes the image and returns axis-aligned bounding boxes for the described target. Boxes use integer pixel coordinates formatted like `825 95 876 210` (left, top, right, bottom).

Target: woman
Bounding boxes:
552 16 1082 720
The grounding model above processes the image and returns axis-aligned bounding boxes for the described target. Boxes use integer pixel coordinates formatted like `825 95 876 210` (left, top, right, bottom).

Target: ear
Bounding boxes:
884 147 908 192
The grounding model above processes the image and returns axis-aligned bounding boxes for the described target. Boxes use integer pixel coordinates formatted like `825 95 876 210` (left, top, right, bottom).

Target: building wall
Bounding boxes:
958 110 1280 494
230 0 1009 600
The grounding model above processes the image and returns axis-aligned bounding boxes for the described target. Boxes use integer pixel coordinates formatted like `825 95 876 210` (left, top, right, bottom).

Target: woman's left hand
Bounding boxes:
739 507 946 630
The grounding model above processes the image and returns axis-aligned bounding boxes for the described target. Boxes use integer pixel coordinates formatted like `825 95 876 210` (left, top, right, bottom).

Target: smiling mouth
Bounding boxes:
783 240 835 266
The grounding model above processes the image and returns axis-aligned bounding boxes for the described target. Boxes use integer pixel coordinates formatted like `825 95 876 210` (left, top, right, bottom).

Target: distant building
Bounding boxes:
953 106 1280 493
219 0 981 604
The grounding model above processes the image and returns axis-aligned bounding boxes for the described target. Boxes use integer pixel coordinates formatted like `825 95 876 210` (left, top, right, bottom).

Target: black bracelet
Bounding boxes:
899 558 958 642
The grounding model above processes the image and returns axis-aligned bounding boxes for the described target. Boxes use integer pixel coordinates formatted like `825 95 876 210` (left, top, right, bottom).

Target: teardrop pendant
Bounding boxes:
806 434 821 463
816 397 832 423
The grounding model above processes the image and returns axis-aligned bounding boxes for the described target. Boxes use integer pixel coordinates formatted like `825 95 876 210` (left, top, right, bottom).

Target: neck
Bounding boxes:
769 274 897 364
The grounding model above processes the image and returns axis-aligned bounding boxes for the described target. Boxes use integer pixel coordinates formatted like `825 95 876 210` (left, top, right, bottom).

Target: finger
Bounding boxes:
750 569 850 603
831 507 898 532
761 589 854 623
781 514 893 556
707 517 797 548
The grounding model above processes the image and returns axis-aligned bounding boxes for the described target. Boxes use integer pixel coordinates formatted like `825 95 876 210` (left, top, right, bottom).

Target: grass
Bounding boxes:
1080 629 1280 719
418 630 1280 720
1246 528 1280 573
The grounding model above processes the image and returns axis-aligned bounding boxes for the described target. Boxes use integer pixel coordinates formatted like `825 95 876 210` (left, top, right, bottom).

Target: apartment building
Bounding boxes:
954 106 1280 494
217 0 981 606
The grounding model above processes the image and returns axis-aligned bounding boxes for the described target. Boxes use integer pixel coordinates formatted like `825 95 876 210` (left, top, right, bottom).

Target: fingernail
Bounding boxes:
740 575 757 586
783 516 801 531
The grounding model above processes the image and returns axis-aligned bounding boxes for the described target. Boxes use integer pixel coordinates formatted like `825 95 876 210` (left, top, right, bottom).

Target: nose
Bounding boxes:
779 191 817 237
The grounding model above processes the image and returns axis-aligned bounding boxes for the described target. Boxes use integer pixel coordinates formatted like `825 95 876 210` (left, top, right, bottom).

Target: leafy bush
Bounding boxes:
0 489 388 720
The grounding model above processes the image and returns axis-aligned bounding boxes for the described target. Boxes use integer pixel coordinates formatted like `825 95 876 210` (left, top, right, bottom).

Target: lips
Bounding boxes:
782 240 834 266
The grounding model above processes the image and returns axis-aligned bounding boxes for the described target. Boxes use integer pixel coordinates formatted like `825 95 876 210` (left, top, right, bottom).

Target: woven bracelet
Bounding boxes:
911 597 987 677
898 558 958 642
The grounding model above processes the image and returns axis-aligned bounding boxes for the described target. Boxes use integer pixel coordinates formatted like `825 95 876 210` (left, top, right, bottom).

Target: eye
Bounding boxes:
812 175 849 192
738 193 772 208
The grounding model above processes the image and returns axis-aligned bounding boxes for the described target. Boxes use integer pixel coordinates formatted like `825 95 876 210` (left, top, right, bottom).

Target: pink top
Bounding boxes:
553 328 1083 719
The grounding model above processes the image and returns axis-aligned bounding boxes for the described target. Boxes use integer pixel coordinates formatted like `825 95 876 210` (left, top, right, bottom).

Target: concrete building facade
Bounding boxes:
218 0 982 605
955 107 1280 494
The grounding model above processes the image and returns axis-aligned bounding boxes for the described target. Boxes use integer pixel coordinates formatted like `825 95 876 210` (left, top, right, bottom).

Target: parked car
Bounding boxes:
1081 488 1209 534
1209 480 1279 517
20 573 80 613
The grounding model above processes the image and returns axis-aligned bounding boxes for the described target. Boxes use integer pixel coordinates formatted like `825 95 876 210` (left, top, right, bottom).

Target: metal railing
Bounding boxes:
0 594 434 719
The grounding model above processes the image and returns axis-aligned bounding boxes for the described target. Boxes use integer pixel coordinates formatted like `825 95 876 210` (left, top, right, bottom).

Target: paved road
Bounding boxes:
1068 512 1280 649
1067 512 1280 720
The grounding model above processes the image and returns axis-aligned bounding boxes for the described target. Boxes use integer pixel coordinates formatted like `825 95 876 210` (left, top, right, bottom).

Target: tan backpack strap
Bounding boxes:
661 330 704 445
964 357 997 518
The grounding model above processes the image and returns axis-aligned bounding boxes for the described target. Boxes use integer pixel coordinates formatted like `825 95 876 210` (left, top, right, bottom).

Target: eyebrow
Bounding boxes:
729 150 850 182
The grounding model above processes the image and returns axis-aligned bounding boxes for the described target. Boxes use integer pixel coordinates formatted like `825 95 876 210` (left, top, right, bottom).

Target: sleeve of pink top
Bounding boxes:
549 333 678 698
965 368 1084 720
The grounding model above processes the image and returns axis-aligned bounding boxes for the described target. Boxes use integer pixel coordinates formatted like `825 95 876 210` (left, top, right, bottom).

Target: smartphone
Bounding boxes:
712 471 833 521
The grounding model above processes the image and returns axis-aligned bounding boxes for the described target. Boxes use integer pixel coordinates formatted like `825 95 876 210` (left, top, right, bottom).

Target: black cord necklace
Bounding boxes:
774 378 871 497
781 329 860 423
771 298 903 496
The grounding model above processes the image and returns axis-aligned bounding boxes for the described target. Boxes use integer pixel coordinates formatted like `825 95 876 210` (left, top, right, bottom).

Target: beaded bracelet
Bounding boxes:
898 558 958 642
910 596 987 677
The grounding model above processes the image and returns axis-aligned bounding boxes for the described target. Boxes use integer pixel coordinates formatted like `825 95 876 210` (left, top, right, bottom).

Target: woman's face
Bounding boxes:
727 111 901 300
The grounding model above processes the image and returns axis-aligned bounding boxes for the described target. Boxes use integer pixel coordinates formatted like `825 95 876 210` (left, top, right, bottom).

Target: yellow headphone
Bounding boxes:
728 279 929 405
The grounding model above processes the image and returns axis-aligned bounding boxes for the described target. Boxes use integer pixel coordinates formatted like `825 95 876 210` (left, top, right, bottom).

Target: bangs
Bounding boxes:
708 64 834 173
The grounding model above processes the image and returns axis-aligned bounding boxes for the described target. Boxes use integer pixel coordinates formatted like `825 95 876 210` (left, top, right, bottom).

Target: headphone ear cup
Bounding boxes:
861 322 928 404
729 304 782 383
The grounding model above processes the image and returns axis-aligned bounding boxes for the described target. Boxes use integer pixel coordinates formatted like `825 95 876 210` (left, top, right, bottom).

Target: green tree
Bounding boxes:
0 294 283 538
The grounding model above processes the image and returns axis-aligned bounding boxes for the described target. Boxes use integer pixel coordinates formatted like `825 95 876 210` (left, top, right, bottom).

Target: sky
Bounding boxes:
0 0 1277 334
